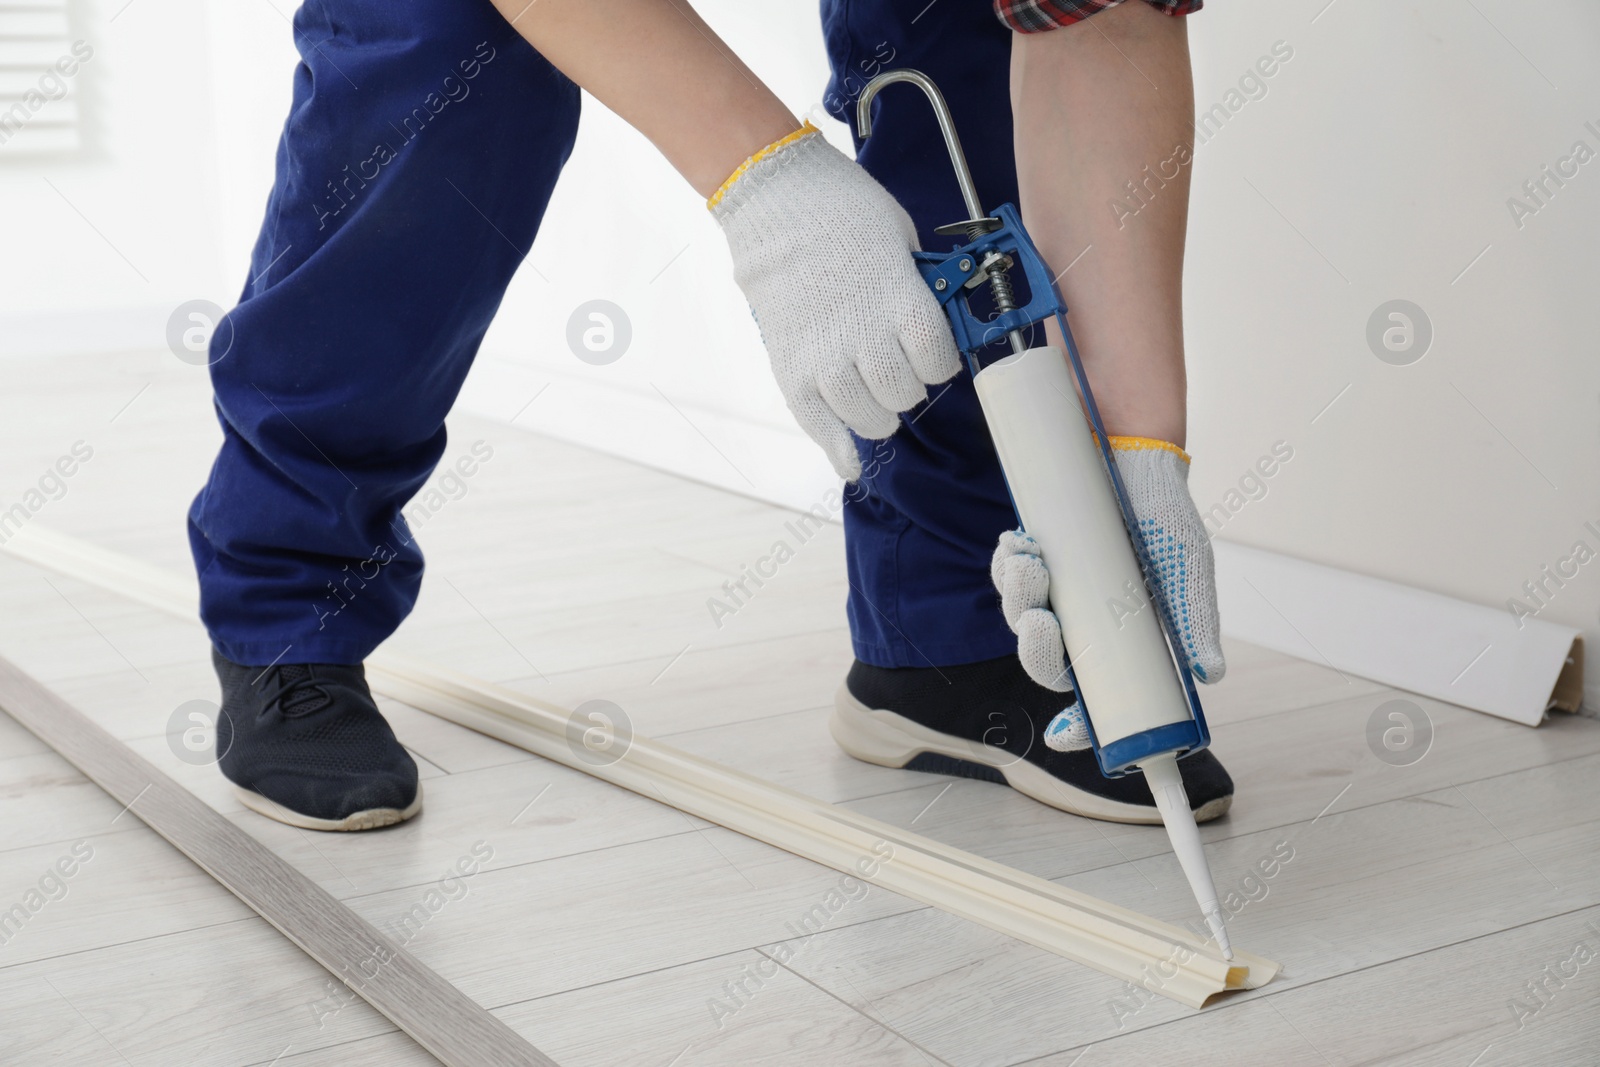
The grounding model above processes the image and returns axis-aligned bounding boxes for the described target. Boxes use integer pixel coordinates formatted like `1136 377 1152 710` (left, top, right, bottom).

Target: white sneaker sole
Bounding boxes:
831 685 1230 826
234 784 423 832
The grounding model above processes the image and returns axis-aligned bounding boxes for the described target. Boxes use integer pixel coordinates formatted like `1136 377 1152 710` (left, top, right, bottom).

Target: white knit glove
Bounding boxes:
991 437 1225 749
710 124 961 480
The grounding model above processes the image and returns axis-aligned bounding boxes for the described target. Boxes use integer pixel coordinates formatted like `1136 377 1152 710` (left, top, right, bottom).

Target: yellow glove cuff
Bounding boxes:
1107 435 1191 464
706 121 819 210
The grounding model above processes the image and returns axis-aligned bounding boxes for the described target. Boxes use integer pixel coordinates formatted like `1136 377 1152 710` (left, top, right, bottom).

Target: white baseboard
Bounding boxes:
457 352 842 516
1214 539 1584 727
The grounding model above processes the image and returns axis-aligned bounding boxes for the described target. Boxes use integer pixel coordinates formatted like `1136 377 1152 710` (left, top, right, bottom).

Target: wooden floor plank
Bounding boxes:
1014 997 1318 1066
340 825 920 1010
0 657 558 1067
1266 903 1600 1067
1127 687 1600 845
0 826 250 969
661 703 956 804
1200 635 1389 726
497 949 944 1067
245 1033 437 1067
0 920 401 1066
0 751 132 853
227 758 711 901
504 625 856 737
763 778 1599 1066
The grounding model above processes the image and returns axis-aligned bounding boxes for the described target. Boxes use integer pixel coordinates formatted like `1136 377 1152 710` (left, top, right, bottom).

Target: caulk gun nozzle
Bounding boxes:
1207 906 1233 961
1142 752 1233 960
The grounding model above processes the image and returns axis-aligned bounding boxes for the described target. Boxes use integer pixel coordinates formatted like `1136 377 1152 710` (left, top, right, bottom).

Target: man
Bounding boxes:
195 0 1230 831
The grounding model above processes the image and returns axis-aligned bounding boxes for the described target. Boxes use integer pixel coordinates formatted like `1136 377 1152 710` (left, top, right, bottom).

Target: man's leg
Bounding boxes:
192 0 580 829
820 0 1232 822
193 0 579 664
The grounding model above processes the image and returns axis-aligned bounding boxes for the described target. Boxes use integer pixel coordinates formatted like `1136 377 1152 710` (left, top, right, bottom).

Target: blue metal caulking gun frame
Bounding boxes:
857 70 1212 778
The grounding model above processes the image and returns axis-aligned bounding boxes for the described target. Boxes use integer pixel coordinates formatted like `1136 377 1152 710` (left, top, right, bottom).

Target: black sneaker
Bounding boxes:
212 649 422 831
831 655 1232 824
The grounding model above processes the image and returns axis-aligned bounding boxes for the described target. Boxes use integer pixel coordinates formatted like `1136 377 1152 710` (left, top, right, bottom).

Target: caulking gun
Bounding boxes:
856 69 1232 959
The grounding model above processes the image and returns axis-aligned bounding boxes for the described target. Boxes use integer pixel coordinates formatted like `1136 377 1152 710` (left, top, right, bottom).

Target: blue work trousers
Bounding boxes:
192 0 1022 669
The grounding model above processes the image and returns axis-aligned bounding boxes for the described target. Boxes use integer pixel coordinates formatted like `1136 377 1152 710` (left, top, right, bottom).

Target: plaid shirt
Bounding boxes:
994 0 1201 33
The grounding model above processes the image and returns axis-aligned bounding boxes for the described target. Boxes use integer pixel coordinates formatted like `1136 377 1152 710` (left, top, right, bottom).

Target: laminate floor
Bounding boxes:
0 351 1595 1066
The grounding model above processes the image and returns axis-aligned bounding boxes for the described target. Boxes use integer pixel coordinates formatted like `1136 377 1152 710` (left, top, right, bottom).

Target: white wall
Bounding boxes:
1178 0 1600 707
0 0 232 350
4 0 1597 705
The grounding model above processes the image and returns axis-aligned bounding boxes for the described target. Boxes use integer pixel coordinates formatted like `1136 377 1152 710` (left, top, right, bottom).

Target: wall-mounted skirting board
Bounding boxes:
0 524 1278 1008
0 656 557 1067
1214 540 1585 727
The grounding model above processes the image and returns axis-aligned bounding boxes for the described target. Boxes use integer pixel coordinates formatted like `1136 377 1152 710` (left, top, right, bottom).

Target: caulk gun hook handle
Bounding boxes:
856 69 987 224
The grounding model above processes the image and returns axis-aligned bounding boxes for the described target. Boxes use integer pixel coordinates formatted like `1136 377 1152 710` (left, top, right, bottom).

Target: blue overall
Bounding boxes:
191 0 1021 670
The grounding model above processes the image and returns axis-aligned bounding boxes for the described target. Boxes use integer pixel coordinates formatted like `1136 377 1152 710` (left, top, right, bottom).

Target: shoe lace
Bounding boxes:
253 664 333 718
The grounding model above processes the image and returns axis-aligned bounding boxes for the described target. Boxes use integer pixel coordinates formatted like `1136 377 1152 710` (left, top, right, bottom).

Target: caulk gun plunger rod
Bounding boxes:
1142 751 1232 959
856 71 1028 357
856 70 986 224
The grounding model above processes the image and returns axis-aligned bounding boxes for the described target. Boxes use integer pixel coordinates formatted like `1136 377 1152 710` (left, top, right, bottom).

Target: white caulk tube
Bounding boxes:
973 345 1231 959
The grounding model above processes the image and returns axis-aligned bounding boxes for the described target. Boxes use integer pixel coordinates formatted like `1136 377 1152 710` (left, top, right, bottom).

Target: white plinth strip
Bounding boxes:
1215 540 1584 727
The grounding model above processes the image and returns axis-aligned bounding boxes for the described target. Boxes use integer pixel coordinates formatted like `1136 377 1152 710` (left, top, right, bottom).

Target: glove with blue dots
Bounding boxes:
989 436 1225 750
1108 436 1225 684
